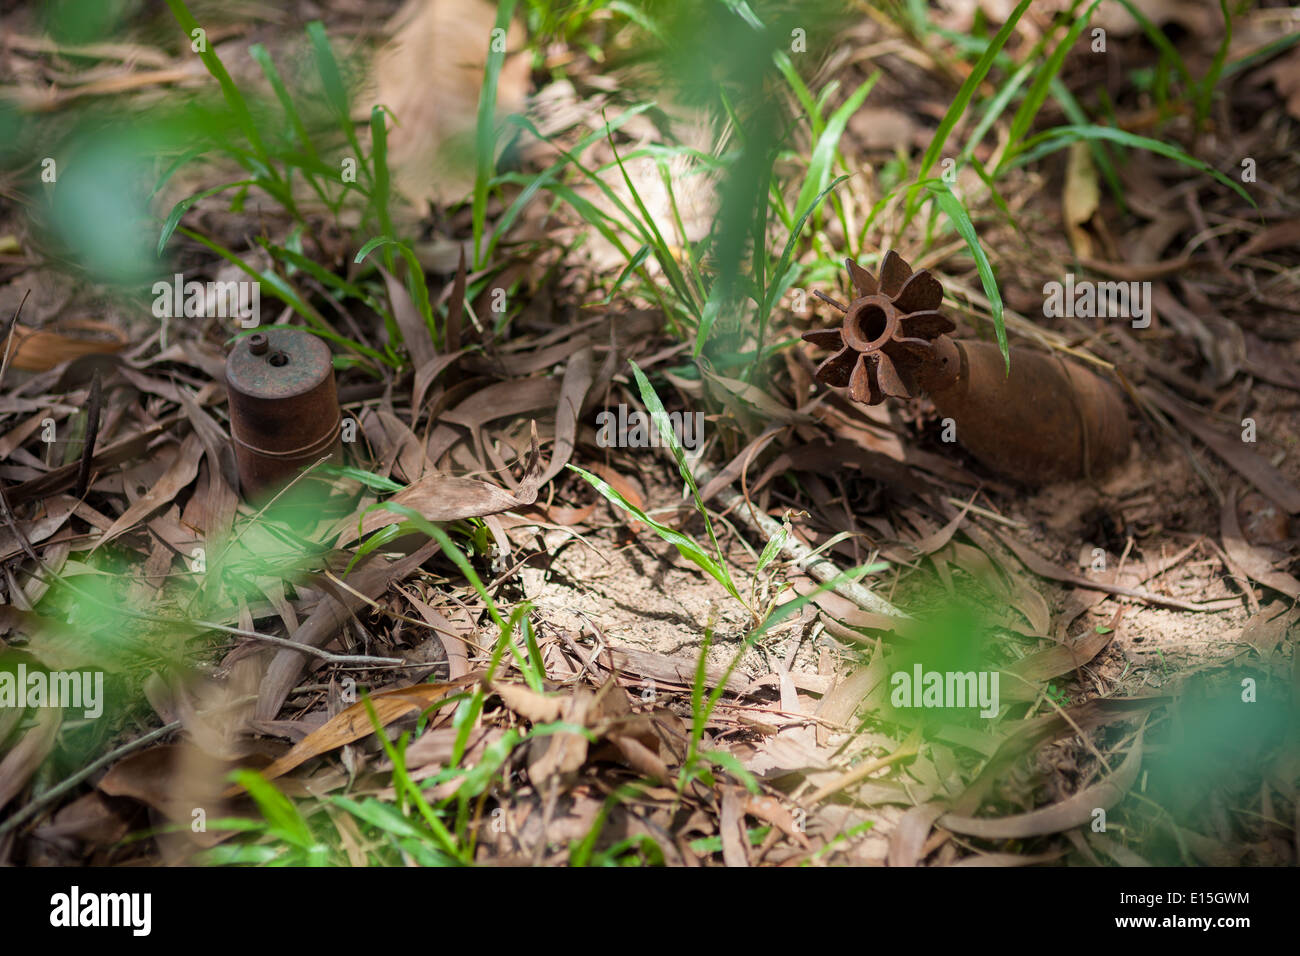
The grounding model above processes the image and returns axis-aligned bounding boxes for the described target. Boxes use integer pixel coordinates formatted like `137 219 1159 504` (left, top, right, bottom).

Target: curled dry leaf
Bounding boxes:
1063 141 1100 260
3 319 126 372
229 677 476 796
999 625 1114 702
91 433 203 552
939 731 1143 839
1221 484 1300 600
491 677 673 783
744 793 811 849
538 345 593 486
428 378 559 462
341 424 541 544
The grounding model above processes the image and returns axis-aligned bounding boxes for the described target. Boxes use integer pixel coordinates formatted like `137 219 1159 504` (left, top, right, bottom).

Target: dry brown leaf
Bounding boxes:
372 0 529 207
228 678 475 796
940 731 1143 839
888 803 946 866
1000 626 1114 702
0 495 78 563
3 319 126 372
393 725 501 776
719 787 750 867
1221 484 1300 600
816 639 886 731
440 377 560 432
0 410 56 459
538 345 593 485
1238 601 1295 657
379 264 436 369
6 410 186 507
404 592 471 678
0 708 60 811
92 433 203 551
99 742 260 849
526 689 595 781
1144 387 1300 514
804 729 922 805
342 425 541 543
1063 141 1099 260
913 500 972 555
607 733 670 783
490 680 566 723
744 793 811 848
1007 576 1052 635
256 539 443 720
428 377 560 462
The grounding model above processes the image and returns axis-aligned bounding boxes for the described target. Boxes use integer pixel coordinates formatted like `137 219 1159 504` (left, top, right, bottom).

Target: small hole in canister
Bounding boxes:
267 350 290 367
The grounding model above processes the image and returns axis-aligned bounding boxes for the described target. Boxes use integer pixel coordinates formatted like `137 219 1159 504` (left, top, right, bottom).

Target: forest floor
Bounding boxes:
0 0 1297 867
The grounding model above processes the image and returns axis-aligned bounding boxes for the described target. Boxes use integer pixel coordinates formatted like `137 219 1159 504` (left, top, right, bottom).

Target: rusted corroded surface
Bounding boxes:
803 253 1131 484
803 251 958 404
225 327 342 499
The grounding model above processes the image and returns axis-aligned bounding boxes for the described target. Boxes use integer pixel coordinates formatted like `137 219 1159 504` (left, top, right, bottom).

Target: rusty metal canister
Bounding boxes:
225 327 342 499
922 338 1131 484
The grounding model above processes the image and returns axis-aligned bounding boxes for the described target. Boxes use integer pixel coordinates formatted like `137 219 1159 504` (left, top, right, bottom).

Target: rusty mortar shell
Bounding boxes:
225 326 342 499
803 253 1131 484
921 338 1131 483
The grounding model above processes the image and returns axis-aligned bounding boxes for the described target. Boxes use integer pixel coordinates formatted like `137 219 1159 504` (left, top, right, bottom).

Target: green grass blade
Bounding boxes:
1004 0 1104 157
925 180 1007 371
305 20 366 184
163 0 271 167
473 0 519 267
961 60 1032 163
569 465 741 602
605 121 698 318
158 179 256 255
793 71 879 223
1196 0 1232 128
755 174 847 336
914 0 1034 189
369 105 396 261
1013 124 1256 207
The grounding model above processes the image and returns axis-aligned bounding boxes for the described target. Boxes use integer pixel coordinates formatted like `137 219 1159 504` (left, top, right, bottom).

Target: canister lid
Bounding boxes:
226 327 334 400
